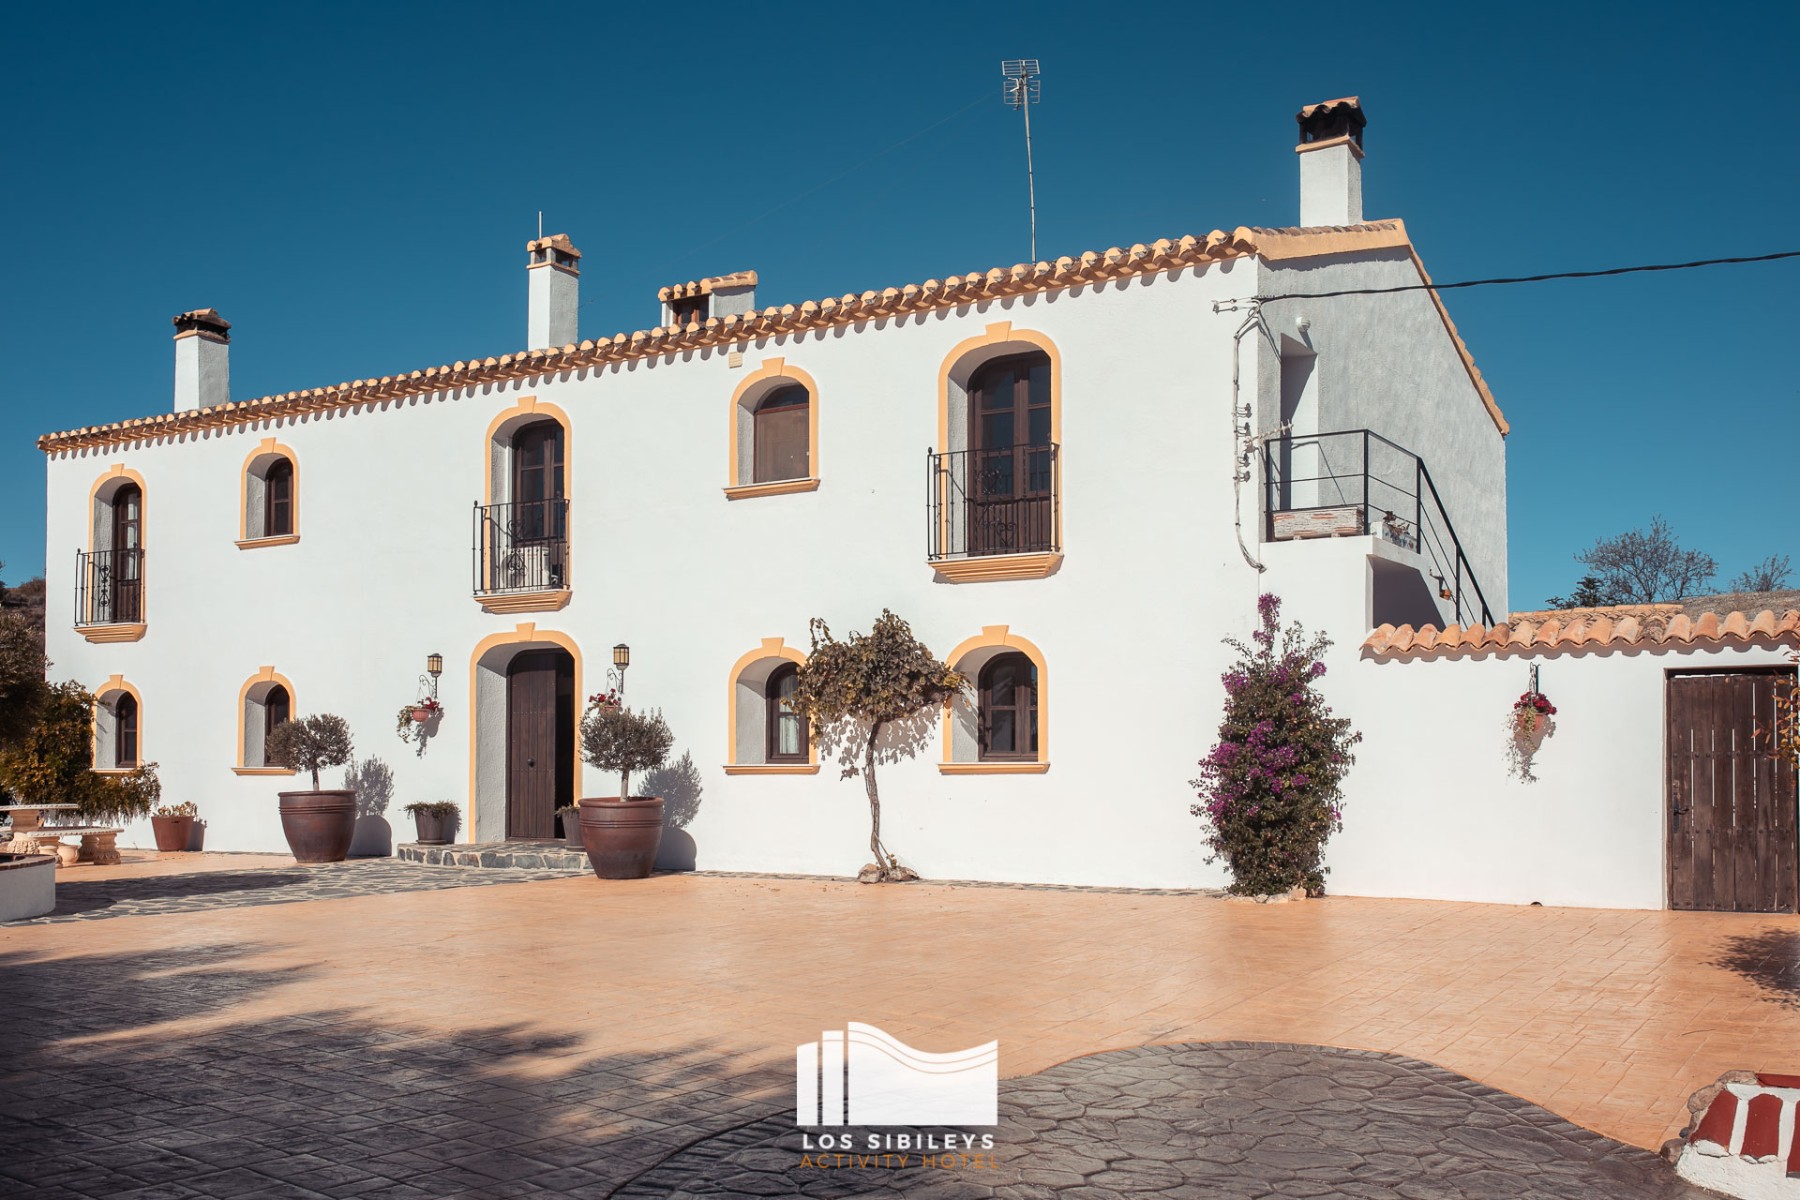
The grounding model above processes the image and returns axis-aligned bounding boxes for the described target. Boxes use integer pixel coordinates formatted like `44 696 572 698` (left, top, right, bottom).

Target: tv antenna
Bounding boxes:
1001 59 1042 261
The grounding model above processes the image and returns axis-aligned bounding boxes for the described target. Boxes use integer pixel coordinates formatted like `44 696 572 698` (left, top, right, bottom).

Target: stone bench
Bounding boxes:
7 827 122 866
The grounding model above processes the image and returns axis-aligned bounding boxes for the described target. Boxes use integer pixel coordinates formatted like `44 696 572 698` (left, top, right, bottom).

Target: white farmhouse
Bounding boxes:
50 95 1780 911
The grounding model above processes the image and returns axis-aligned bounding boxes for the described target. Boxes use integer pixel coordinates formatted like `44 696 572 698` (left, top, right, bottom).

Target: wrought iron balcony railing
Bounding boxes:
74 548 144 626
927 443 1060 561
473 499 569 596
1263 428 1493 626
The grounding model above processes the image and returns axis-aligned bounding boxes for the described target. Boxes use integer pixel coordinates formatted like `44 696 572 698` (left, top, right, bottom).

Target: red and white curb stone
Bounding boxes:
1674 1073 1800 1199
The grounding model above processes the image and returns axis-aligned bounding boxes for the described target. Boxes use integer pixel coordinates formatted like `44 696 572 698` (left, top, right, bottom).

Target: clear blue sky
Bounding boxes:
3 1 1795 611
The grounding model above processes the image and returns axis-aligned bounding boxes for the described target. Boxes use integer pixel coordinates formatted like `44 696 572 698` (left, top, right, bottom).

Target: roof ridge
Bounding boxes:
1363 607 1800 657
39 223 1445 454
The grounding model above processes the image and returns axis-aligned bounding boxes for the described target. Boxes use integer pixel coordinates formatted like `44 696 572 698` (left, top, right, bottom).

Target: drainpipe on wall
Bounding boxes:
1222 299 1277 573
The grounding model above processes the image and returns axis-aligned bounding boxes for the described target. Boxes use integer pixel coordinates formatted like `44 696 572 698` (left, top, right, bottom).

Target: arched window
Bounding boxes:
727 361 820 498
511 420 566 542
765 663 809 763
478 399 574 607
726 639 818 773
965 353 1053 557
240 441 299 546
264 459 294 537
263 685 291 765
114 692 140 768
978 652 1037 761
108 483 144 623
238 669 298 774
753 386 810 484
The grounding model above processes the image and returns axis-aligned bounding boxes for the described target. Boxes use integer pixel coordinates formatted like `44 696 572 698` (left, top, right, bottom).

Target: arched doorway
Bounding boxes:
505 648 575 839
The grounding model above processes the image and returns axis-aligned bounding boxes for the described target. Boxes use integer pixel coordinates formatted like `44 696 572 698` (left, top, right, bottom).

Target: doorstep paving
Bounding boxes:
1 860 1796 1188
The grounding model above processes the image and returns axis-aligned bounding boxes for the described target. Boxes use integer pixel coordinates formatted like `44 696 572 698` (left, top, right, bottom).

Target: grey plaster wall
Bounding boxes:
1260 249 1510 616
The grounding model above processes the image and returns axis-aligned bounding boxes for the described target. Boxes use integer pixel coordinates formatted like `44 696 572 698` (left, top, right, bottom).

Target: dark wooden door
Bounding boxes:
506 649 574 839
967 353 1053 556
111 483 143 622
1667 670 1799 913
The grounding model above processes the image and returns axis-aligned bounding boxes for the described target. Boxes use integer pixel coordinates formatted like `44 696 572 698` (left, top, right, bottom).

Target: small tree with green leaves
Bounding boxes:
266 715 355 790
790 610 967 883
0 681 160 822
581 692 674 802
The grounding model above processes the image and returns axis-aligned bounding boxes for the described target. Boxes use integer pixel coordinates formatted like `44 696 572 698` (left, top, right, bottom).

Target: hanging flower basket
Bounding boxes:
396 697 445 745
1506 689 1556 781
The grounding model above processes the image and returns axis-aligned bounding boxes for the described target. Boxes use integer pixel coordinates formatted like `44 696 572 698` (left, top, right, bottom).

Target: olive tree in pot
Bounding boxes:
577 690 674 879
267 715 357 863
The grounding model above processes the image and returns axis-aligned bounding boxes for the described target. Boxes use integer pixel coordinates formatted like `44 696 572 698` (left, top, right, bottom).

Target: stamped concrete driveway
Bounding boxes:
1 860 1796 1197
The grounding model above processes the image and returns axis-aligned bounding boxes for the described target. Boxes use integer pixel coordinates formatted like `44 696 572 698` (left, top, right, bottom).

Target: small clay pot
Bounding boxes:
413 811 453 845
578 797 665 879
151 814 194 853
278 790 358 863
558 810 583 847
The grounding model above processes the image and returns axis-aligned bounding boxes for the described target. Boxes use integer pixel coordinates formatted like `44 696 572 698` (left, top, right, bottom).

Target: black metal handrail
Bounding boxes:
1263 428 1494 625
928 443 1059 560
473 499 568 595
74 548 143 626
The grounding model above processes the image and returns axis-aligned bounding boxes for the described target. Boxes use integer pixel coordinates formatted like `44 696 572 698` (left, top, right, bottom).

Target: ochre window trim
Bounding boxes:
91 674 144 774
725 358 821 499
81 465 150 640
234 666 299 776
237 438 301 549
725 638 820 774
939 626 1050 773
478 396 575 613
932 322 1064 581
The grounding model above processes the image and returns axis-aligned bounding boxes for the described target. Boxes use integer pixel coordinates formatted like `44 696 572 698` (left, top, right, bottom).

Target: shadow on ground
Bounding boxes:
46 869 308 917
1711 927 1800 1010
0 938 1711 1200
0 941 788 1199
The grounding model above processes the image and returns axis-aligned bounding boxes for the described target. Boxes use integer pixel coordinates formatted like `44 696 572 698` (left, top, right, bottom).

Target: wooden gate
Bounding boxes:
1667 670 1799 913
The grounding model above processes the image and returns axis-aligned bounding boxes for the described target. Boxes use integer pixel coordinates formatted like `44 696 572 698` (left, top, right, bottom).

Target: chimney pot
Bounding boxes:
527 234 580 348
1295 96 1366 227
657 270 758 329
172 308 230 411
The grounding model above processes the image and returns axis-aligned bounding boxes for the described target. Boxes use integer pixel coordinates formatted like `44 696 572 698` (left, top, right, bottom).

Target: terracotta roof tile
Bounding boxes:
1363 608 1800 658
39 220 1503 451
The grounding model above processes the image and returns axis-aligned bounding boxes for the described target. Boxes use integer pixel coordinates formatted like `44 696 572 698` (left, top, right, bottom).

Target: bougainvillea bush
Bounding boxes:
1191 594 1361 896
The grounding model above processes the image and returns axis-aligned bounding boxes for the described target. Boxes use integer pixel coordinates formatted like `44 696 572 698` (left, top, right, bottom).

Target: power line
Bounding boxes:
1253 249 1800 303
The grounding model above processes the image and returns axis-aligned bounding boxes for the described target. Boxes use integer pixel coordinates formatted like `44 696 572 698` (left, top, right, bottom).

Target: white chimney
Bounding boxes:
1296 96 1366 227
172 308 230 411
527 233 580 348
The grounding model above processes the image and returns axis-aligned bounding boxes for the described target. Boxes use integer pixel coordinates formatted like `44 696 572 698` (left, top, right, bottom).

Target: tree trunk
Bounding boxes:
864 721 893 876
620 769 631 802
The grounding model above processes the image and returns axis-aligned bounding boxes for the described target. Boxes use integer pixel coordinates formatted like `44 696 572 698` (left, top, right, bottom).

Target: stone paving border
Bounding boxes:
4 857 585 926
615 1042 1705 1200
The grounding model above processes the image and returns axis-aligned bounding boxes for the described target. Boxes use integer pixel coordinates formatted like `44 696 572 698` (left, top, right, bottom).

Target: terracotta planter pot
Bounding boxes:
412 811 454 845
558 811 583 847
278 790 358 863
150 814 194 853
411 708 432 723
578 797 664 879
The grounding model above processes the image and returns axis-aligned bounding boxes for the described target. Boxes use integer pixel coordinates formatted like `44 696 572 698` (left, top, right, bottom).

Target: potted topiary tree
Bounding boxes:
577 690 674 879
790 610 966 883
267 714 357 863
401 800 458 845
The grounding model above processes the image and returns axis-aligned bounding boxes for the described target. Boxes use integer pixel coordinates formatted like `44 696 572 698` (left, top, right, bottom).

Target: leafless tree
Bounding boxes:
1571 516 1716 604
1729 554 1793 594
